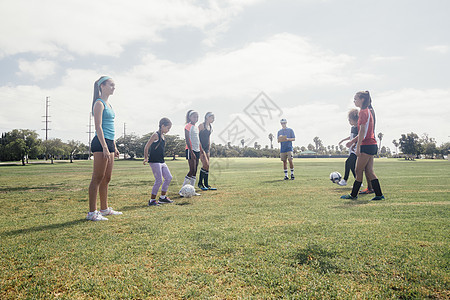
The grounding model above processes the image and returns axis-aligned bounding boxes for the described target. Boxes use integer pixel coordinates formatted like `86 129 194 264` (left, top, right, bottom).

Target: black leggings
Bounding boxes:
344 153 357 181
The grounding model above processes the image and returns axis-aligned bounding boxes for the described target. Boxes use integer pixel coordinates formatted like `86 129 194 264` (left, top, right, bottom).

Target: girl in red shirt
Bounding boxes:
341 91 385 201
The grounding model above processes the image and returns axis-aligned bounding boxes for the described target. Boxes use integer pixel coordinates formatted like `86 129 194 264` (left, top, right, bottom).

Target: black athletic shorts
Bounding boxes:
91 136 115 153
360 144 378 156
186 149 200 160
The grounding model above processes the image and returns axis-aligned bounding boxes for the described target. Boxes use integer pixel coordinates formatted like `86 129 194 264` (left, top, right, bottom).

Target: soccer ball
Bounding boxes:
330 171 342 184
179 184 196 198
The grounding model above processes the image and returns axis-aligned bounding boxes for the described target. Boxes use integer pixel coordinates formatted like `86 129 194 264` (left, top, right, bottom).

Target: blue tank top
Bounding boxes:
94 99 115 140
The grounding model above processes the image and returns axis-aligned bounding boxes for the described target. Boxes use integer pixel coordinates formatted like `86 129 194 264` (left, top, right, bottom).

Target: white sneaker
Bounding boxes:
194 192 201 196
100 207 123 216
338 179 347 186
86 211 108 221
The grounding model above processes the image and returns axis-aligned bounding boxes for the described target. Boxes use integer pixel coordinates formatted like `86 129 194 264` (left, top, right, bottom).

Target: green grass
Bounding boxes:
0 158 449 299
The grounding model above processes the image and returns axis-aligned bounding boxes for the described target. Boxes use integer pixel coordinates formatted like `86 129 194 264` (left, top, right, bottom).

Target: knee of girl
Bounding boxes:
154 178 163 187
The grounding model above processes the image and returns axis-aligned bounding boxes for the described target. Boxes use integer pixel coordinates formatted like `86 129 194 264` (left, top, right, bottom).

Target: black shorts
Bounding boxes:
91 136 115 153
186 149 200 160
360 145 378 156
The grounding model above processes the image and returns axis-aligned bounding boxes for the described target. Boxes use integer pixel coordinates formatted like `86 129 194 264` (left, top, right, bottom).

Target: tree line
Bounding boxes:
1 129 448 165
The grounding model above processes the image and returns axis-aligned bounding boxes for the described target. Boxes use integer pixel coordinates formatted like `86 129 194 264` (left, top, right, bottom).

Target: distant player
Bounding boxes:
277 118 295 180
337 109 359 186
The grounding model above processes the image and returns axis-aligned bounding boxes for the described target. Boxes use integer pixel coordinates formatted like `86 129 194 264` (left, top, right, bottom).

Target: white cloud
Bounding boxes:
17 59 57 81
375 88 450 147
0 0 262 58
370 55 405 62
425 45 449 54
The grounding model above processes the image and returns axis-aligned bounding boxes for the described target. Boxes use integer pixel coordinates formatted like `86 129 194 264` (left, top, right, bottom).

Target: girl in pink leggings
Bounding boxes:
143 118 173 206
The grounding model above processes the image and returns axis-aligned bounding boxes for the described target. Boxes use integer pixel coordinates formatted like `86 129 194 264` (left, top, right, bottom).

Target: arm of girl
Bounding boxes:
93 101 110 160
355 125 366 156
346 136 358 148
339 136 350 145
185 128 194 158
114 141 120 158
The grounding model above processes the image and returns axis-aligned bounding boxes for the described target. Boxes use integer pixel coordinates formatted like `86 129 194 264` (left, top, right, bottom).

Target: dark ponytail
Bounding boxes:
356 90 376 131
155 117 172 150
159 117 172 130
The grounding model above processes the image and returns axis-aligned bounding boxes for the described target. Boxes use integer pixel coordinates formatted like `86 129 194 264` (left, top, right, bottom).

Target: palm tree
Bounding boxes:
392 139 399 154
313 136 322 153
268 133 274 149
377 132 384 149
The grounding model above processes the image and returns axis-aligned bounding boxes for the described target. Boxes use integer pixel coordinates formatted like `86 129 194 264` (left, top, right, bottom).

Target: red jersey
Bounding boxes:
358 108 377 145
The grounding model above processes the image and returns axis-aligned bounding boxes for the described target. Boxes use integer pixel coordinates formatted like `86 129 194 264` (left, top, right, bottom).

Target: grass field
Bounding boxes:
0 157 449 299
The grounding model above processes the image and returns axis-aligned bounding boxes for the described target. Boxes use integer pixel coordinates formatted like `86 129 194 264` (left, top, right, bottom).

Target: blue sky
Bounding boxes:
1 0 449 151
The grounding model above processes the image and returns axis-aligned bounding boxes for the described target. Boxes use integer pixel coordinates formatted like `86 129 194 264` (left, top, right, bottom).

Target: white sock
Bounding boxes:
160 195 166 199
189 176 196 186
291 169 294 175
182 176 190 186
284 169 288 176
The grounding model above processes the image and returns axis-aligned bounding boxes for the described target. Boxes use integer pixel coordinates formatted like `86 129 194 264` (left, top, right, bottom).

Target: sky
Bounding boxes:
1 0 449 152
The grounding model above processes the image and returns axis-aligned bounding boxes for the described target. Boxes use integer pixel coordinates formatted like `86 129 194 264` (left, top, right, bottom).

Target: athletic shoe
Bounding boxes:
340 194 357 200
338 179 347 186
100 207 123 216
206 186 217 190
148 200 161 206
291 175 295 180
194 192 201 196
158 197 173 204
284 176 289 180
198 185 208 191
86 211 108 221
359 188 374 194
370 195 385 201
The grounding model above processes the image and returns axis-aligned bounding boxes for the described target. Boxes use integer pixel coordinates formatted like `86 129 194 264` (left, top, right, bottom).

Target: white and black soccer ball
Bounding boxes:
179 184 196 198
329 171 342 184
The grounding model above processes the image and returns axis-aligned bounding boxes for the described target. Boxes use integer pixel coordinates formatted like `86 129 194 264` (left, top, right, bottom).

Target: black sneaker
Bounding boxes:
148 200 160 206
291 175 295 180
158 197 173 204
284 176 289 180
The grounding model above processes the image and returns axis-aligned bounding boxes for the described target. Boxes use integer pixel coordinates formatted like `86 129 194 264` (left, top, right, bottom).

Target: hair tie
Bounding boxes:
205 112 214 118
189 110 197 117
97 76 111 87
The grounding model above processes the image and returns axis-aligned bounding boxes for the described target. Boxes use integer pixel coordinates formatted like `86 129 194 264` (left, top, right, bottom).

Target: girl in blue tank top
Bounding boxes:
86 76 122 221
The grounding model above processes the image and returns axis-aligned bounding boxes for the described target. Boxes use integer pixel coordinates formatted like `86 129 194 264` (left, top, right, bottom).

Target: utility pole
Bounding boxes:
41 96 51 140
87 112 94 160
123 123 126 159
41 96 51 160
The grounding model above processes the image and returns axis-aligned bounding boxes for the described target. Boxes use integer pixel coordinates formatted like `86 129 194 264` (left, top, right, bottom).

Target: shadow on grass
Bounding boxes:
1 219 86 237
332 199 370 208
120 180 152 187
262 179 289 184
0 184 64 192
175 201 192 206
291 244 340 273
